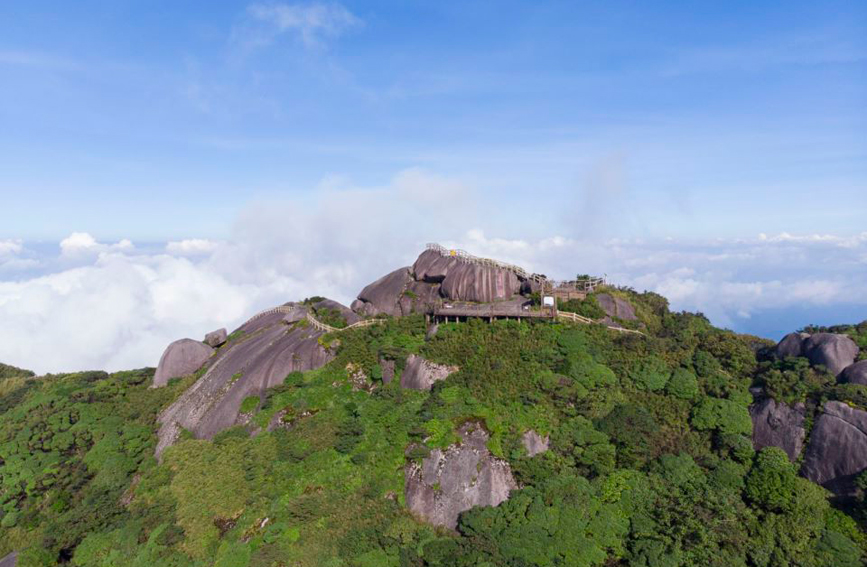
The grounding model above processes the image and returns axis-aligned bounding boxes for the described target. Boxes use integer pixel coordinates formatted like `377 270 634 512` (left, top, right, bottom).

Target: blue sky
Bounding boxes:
2 0 865 240
0 1 865 372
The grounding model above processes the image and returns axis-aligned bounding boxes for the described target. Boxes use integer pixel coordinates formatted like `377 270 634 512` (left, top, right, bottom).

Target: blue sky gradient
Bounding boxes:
1 1 864 240
0 1 865 372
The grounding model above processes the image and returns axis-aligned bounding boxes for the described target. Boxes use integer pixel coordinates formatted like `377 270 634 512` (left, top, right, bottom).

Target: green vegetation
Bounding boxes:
0 294 864 566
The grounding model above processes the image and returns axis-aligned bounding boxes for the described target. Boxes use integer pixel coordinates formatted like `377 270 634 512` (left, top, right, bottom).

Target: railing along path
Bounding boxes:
241 305 383 334
425 243 605 291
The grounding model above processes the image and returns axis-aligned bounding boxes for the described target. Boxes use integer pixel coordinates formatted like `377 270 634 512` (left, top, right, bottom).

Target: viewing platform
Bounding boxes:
429 299 555 323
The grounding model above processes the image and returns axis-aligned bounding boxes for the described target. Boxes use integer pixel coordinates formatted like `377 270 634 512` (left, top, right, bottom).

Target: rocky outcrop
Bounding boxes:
803 333 859 377
596 293 637 321
841 360 867 386
152 339 214 388
438 263 521 303
775 332 810 360
405 422 517 529
750 398 806 462
0 552 17 567
400 355 458 390
204 328 227 347
155 302 343 457
801 401 867 492
380 359 395 384
412 249 456 283
352 249 528 315
355 267 413 316
522 430 550 457
282 305 308 324
352 267 442 317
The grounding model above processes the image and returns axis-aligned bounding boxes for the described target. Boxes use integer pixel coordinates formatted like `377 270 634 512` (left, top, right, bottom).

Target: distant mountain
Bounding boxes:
0 248 865 567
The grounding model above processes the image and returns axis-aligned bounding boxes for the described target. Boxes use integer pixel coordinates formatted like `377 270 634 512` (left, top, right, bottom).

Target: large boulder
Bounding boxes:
204 328 227 347
155 302 346 457
750 398 806 461
841 360 867 386
801 401 867 492
355 267 413 316
405 422 517 529
439 262 522 303
775 332 810 360
412 249 456 283
803 333 859 377
595 293 637 321
400 355 458 390
152 339 214 388
522 430 550 457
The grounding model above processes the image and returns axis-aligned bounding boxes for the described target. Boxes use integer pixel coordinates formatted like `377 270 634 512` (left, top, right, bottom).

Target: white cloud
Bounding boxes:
1 171 866 374
166 239 220 256
245 2 362 50
60 232 133 257
0 239 23 257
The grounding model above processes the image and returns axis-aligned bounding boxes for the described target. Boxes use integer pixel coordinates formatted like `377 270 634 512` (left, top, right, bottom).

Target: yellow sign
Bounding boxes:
450 250 456 256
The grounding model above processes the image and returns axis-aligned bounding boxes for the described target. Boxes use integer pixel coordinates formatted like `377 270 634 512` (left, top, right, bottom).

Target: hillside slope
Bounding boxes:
1 260 866 566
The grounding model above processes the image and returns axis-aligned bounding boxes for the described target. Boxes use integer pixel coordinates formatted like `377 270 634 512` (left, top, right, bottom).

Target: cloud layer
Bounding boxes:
0 170 865 374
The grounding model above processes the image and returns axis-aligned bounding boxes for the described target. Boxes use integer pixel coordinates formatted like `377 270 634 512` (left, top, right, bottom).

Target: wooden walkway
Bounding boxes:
241 305 384 334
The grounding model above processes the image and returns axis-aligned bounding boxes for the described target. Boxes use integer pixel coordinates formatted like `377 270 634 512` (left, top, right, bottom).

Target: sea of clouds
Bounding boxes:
1 171 865 374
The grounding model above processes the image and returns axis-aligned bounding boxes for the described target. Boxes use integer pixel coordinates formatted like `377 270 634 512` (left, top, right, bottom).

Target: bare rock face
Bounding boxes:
775 332 810 360
155 303 342 457
750 398 806 461
412 249 456 283
595 293 637 321
400 355 458 390
439 263 522 303
841 360 867 386
522 430 550 457
413 248 523 303
0 552 17 567
204 328 228 348
803 333 859 377
356 267 413 316
152 339 214 388
353 267 442 316
405 422 517 529
380 359 395 385
282 304 308 324
801 401 867 492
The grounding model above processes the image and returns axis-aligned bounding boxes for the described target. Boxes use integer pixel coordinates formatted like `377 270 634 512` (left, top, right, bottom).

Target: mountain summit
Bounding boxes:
1 246 865 567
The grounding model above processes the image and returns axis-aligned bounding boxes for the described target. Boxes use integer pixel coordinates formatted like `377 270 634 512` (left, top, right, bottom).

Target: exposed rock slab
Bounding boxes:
405 422 517 529
398 281 442 315
595 293 637 321
841 360 867 386
204 328 227 347
412 249 456 283
803 333 859 377
400 355 458 390
439 262 522 303
152 339 214 388
750 398 806 461
355 267 413 316
380 359 395 385
522 430 550 457
801 401 867 490
0 552 16 567
155 303 341 457
775 332 810 360
282 305 309 324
